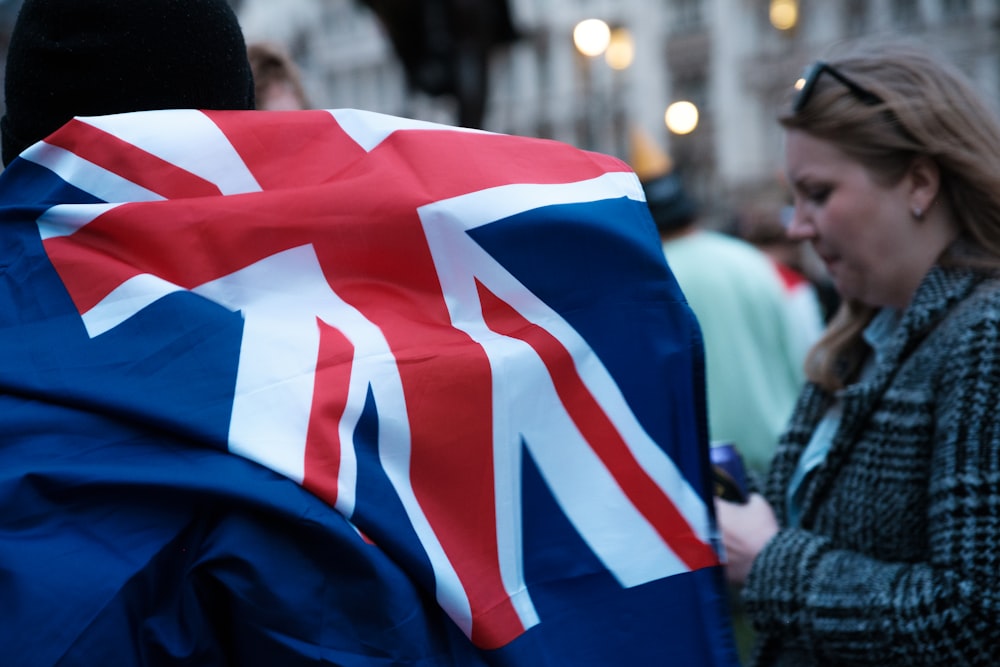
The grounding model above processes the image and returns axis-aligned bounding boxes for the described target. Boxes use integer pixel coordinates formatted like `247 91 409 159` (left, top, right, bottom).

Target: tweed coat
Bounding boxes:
742 264 1000 666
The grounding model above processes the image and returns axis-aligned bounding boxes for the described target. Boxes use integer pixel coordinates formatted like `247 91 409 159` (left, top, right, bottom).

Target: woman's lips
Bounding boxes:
815 248 838 272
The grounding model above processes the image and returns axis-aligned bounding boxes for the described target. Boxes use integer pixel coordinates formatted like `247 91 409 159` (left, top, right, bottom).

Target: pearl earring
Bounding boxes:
912 206 923 220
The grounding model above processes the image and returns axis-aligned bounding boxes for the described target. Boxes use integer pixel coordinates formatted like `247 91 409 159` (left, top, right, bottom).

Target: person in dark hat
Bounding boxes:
641 170 700 235
0 6 739 665
1 0 255 166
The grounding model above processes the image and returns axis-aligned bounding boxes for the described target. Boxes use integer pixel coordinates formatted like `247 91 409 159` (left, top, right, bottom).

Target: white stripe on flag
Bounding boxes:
24 142 165 205
79 110 263 195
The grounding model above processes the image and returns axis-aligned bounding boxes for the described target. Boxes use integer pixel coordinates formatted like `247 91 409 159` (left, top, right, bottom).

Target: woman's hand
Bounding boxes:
715 493 779 586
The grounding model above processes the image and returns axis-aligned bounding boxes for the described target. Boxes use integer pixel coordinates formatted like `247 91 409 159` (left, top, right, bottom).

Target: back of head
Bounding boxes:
2 0 255 166
247 41 310 111
628 126 699 233
779 38 1000 260
641 171 699 233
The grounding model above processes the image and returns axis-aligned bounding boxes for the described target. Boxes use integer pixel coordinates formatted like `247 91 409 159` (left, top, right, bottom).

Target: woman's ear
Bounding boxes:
906 155 941 217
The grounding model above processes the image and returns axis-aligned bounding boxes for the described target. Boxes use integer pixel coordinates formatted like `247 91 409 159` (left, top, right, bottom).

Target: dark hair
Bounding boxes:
2 0 255 166
641 172 699 232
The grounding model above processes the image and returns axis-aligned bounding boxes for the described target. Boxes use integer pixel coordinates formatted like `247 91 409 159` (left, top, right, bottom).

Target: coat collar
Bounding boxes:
767 265 984 527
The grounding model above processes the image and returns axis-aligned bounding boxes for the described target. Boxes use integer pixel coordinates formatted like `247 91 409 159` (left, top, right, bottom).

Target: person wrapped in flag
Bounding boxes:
0 1 740 665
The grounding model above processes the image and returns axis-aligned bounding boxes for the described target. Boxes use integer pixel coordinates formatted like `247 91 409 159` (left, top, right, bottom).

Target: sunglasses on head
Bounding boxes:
793 61 882 113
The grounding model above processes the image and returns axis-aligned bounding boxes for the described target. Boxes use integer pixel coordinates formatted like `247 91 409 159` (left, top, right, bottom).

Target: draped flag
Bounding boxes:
0 109 740 666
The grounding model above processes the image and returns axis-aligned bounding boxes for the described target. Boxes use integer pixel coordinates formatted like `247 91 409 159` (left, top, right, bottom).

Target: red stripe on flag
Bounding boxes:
213 109 632 204
375 129 632 199
475 280 719 572
46 119 222 199
42 210 160 316
302 320 354 508
331 214 527 649
205 111 370 191
42 194 277 315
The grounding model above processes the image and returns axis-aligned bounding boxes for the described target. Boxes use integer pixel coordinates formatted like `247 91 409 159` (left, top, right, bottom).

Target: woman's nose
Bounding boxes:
782 204 815 241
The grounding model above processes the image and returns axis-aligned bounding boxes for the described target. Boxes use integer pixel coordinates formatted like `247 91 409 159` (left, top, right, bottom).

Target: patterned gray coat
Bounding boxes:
744 265 1000 666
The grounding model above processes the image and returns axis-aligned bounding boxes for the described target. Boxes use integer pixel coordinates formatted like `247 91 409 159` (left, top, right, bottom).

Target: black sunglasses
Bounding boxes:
793 61 882 112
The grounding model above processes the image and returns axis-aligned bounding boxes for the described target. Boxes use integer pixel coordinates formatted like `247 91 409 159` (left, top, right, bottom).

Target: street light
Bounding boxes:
665 101 699 135
572 19 632 156
769 0 799 31
573 19 611 57
604 27 634 70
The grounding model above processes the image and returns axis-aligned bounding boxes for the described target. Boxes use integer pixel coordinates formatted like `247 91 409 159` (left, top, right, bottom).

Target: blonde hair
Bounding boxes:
779 39 1000 390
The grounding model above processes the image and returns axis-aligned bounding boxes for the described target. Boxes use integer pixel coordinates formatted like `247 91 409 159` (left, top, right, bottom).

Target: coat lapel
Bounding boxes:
769 266 981 528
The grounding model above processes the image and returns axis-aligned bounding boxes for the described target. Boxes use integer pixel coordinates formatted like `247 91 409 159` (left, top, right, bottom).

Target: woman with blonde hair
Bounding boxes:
717 39 1000 666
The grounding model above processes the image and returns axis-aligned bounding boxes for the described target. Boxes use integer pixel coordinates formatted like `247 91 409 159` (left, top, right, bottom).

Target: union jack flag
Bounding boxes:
0 109 739 666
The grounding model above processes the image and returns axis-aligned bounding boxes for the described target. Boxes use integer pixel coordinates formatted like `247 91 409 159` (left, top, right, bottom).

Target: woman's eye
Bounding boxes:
804 187 830 204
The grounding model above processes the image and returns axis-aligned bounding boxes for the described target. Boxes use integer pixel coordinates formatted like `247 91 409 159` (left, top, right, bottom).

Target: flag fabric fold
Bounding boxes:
0 108 740 666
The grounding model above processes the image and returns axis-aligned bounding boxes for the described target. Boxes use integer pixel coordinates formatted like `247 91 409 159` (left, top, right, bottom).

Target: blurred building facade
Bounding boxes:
235 0 999 223
0 0 995 222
